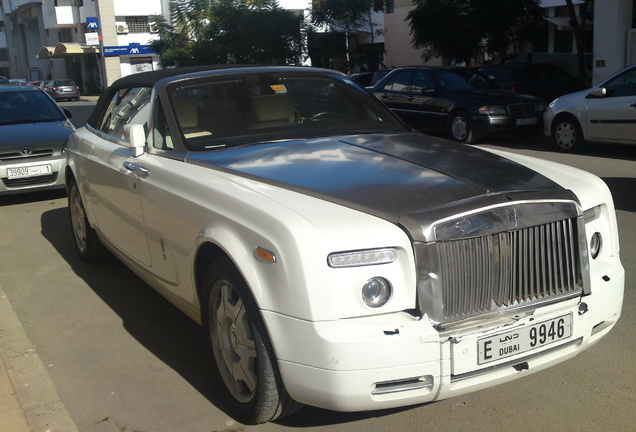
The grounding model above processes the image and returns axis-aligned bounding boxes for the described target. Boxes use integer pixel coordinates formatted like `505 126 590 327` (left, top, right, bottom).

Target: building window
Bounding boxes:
125 16 150 33
385 0 394 14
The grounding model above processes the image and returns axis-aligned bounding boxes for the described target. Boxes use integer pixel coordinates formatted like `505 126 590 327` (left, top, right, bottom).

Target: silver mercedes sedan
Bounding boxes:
0 85 74 195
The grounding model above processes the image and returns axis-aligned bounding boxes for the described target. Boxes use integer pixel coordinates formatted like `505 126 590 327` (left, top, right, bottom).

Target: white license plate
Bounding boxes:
516 117 537 126
477 314 572 364
6 164 52 179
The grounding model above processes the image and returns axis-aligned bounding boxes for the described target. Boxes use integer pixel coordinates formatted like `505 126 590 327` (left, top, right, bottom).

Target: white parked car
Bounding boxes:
66 66 624 424
544 63 636 152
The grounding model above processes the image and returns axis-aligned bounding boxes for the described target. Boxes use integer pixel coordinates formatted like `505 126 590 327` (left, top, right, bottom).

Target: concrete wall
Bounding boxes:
592 0 633 84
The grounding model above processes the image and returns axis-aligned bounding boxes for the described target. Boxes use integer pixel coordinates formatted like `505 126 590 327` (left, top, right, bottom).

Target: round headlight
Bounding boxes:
362 277 392 308
590 232 602 259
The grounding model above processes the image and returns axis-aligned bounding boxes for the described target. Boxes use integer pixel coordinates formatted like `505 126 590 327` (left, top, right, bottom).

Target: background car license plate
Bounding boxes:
478 314 572 364
516 117 537 126
6 164 52 179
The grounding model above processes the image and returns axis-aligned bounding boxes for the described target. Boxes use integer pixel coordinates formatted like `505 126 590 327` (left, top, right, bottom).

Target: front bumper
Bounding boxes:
472 113 544 136
0 156 66 194
265 259 623 412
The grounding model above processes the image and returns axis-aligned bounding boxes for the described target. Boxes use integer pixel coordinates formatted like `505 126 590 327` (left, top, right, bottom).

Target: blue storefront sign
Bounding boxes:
103 44 156 57
87 17 99 30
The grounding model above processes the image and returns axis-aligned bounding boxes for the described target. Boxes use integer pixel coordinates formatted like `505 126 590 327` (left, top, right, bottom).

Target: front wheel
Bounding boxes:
449 112 476 144
201 257 301 424
552 115 585 152
68 178 105 263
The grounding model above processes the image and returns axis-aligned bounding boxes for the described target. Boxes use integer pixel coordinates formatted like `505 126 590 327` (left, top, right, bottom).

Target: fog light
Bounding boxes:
362 277 391 308
590 232 602 259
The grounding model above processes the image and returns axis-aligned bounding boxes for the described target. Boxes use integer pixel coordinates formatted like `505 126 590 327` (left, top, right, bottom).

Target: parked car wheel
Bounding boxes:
68 178 105 263
552 114 585 152
450 112 475 143
201 257 301 424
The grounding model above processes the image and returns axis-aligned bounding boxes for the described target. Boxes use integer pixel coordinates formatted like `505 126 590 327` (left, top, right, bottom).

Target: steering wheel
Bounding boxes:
307 111 344 122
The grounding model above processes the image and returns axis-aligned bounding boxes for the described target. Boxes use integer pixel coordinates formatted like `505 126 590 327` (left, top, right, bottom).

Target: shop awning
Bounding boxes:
37 46 56 59
37 43 100 59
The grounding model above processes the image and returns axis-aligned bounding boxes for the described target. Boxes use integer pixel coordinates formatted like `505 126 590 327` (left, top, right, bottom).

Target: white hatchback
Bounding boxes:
544 64 636 152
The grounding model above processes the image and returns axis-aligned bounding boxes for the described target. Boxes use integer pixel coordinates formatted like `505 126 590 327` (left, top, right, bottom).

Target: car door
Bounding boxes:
374 70 418 125
586 66 636 142
408 69 446 131
85 86 153 266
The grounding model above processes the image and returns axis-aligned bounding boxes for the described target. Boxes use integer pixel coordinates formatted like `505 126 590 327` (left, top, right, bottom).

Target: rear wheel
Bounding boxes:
449 112 476 144
552 115 585 152
68 178 105 263
201 257 301 424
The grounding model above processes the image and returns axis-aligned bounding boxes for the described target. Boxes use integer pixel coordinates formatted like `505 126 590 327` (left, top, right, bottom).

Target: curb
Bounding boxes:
0 286 80 432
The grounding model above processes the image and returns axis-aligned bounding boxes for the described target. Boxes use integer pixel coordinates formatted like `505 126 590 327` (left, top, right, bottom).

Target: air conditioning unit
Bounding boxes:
116 23 129 34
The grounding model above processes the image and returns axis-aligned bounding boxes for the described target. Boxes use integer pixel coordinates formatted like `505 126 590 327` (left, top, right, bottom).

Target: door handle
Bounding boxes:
407 96 414 101
381 93 389 98
124 161 150 178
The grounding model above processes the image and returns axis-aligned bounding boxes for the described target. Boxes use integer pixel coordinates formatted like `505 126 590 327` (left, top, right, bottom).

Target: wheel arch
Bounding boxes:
65 164 77 194
192 230 269 318
551 112 582 134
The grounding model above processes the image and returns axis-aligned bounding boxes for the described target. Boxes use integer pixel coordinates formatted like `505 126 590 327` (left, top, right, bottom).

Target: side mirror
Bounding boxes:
63 107 73 119
123 124 146 157
588 87 607 98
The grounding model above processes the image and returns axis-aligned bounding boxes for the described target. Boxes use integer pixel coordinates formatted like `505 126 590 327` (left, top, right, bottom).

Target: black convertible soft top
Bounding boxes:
86 64 330 127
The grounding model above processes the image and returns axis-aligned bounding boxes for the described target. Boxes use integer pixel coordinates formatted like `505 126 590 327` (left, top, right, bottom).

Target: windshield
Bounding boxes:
0 90 66 125
168 72 408 151
432 69 497 91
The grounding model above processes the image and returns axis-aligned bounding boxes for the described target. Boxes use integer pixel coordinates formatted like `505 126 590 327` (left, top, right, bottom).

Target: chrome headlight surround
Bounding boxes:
584 205 603 260
589 232 602 259
361 277 392 308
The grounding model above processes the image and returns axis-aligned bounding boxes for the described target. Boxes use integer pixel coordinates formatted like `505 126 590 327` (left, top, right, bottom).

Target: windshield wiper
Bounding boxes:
1 118 61 125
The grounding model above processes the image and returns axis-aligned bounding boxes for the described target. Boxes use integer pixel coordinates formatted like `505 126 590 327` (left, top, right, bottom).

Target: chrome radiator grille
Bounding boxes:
507 103 537 116
0 148 55 161
436 217 582 322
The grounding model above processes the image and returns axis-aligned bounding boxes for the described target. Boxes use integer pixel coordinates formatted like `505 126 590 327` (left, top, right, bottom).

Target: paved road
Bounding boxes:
1 112 634 431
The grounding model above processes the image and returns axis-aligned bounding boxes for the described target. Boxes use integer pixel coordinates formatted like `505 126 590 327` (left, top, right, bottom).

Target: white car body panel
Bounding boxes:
66 66 624 417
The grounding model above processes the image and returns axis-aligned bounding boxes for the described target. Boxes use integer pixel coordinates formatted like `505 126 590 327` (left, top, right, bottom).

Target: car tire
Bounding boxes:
552 115 585 152
449 112 476 144
68 178 105 263
201 257 302 424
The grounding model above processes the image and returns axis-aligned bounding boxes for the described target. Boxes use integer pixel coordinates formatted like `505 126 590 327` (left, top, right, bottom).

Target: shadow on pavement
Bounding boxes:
38 206 417 426
39 207 225 416
0 189 66 207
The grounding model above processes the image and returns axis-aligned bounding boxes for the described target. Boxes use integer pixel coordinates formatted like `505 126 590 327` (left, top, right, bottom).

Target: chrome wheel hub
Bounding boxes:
209 280 257 403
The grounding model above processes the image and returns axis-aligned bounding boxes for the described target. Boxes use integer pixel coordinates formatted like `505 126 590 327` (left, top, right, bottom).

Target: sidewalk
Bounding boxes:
0 286 79 432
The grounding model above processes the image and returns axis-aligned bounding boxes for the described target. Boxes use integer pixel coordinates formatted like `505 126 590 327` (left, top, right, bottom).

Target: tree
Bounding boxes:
565 0 592 82
407 0 544 65
150 0 306 67
310 0 382 71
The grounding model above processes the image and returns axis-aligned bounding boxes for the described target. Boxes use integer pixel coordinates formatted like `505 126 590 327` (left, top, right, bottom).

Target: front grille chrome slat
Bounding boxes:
507 103 537 116
0 148 55 161
436 217 582 322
